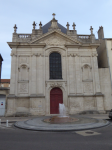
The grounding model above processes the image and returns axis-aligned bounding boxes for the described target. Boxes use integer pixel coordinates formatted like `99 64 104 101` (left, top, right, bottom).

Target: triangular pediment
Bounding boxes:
30 30 82 46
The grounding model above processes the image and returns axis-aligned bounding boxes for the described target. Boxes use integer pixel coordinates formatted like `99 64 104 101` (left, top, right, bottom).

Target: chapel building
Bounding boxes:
6 14 112 116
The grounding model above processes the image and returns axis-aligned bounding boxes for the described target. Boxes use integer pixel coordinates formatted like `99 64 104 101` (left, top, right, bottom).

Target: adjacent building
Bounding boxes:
0 55 10 116
97 27 112 86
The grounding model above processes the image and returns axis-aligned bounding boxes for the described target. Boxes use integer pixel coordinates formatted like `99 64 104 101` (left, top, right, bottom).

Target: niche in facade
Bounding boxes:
82 64 92 81
18 64 29 81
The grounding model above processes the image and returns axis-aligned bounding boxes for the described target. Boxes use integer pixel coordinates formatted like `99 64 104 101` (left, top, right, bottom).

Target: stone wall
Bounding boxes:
99 68 112 111
6 29 107 116
97 39 108 68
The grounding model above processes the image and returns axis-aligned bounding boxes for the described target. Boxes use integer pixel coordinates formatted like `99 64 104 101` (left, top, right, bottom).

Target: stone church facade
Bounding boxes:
6 14 112 116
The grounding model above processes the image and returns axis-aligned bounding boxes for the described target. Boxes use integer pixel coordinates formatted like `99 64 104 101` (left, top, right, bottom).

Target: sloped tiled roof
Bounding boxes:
42 21 67 34
1 79 10 83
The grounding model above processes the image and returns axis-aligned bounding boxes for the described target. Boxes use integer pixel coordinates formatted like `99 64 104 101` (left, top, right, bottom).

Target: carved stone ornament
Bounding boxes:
19 83 28 93
67 53 79 57
46 81 67 88
65 82 67 86
10 52 17 57
92 53 98 57
18 64 29 72
50 82 62 88
31 52 44 57
39 36 71 46
81 64 92 70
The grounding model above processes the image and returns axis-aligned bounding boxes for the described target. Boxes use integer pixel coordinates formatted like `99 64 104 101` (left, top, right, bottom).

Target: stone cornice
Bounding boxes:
65 43 100 48
7 42 46 49
65 44 82 48
7 94 45 98
68 93 104 97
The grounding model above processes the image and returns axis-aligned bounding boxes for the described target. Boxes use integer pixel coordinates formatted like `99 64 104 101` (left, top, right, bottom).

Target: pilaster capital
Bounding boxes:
92 53 98 57
31 52 44 57
10 52 17 57
67 52 79 57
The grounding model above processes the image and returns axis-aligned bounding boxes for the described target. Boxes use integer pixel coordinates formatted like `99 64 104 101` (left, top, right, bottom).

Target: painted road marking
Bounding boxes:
75 130 101 136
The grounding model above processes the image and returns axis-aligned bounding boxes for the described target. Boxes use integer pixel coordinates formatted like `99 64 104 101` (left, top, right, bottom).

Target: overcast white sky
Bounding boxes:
0 0 112 79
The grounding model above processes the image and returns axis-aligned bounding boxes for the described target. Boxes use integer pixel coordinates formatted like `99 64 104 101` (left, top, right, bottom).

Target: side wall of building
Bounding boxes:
105 40 112 86
97 40 108 68
99 68 112 111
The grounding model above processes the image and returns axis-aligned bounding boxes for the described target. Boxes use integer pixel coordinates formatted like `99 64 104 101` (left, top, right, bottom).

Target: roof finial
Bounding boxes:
52 13 56 19
72 22 76 30
90 26 93 35
13 24 17 33
66 22 70 30
39 21 42 29
32 21 36 30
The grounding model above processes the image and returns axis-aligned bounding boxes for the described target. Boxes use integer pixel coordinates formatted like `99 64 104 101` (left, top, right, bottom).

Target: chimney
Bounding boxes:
98 26 104 39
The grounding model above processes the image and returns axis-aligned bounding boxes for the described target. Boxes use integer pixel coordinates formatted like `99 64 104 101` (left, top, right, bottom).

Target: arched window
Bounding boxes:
49 52 62 79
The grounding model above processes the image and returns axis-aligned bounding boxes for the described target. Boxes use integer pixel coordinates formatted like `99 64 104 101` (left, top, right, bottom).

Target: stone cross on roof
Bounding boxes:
52 13 56 19
13 24 17 33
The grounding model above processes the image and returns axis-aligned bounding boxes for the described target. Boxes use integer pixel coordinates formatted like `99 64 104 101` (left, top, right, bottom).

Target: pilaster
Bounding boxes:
37 55 44 94
10 50 17 95
31 54 37 94
92 53 101 93
75 55 82 94
68 55 75 94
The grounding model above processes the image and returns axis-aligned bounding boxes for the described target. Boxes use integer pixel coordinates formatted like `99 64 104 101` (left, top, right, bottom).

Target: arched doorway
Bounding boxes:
50 88 63 114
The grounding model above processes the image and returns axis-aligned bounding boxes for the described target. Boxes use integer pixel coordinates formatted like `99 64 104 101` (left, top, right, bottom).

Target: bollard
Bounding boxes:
0 119 1 125
6 120 8 127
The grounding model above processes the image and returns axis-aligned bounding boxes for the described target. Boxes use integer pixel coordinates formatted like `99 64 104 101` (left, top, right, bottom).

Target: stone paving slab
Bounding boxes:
14 116 110 131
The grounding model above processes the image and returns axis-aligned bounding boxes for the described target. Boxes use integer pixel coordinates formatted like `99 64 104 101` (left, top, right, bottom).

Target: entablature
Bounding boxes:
7 42 46 49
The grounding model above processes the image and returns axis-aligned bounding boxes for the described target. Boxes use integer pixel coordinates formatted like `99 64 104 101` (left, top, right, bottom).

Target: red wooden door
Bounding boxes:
50 88 63 114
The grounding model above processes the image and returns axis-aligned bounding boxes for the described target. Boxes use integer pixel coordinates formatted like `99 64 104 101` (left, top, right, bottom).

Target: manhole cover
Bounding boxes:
85 132 94 134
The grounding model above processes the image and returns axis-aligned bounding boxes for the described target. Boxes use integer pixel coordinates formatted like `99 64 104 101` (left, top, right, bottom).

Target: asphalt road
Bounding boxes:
0 119 112 150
